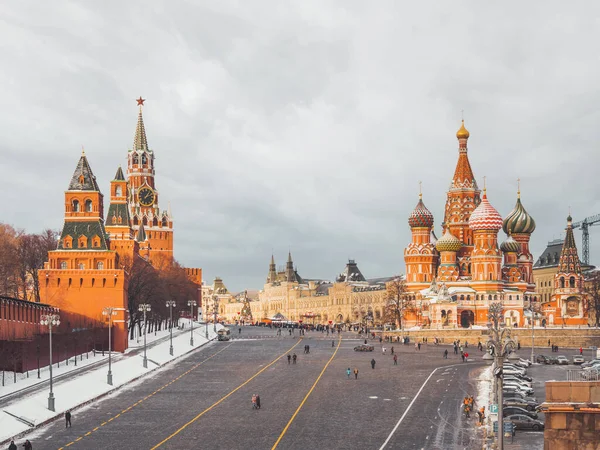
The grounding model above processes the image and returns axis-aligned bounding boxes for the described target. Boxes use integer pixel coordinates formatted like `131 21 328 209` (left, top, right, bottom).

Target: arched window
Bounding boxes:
115 186 122 196
569 277 575 288
85 200 93 212
488 295 492 301
466 295 471 301
97 261 104 270
141 153 148 165
494 295 498 300
133 154 139 165
60 261 67 269
78 263 85 270
142 216 148 226
72 200 80 212
460 295 465 301
162 217 168 227
560 277 565 288
509 295 512 301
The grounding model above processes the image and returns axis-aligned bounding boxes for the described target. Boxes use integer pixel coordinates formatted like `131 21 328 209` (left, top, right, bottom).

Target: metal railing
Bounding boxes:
567 368 599 381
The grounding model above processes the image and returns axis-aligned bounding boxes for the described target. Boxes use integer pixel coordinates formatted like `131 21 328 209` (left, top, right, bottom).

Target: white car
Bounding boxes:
504 367 527 376
504 376 532 387
503 384 534 396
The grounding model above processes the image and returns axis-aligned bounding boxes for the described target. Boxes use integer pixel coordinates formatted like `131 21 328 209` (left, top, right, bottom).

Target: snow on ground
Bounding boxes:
1 353 110 394
0 322 222 443
1 322 193 396
476 365 494 434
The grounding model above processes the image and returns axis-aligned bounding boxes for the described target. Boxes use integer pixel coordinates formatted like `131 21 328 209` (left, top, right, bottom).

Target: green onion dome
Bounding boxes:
500 234 520 253
435 229 462 253
503 196 536 235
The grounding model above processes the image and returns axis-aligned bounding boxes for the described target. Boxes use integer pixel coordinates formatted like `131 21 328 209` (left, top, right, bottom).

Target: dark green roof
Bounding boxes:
68 154 101 191
106 203 131 227
113 166 125 181
135 223 147 242
58 221 109 250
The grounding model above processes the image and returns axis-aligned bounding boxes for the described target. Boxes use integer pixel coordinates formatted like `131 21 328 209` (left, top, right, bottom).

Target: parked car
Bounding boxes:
503 406 538 419
556 356 569 365
504 390 536 402
572 355 585 365
353 344 374 352
518 358 532 366
506 414 544 431
503 382 534 395
504 397 539 411
511 373 533 382
503 367 527 376
503 385 534 397
512 360 529 369
536 355 550 364
504 376 532 387
547 356 559 365
581 359 600 368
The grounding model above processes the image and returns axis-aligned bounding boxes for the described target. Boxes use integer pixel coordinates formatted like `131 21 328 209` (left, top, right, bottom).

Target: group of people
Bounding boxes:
463 395 475 418
8 411 72 449
303 344 310 354
251 394 261 409
287 353 298 364
7 440 32 450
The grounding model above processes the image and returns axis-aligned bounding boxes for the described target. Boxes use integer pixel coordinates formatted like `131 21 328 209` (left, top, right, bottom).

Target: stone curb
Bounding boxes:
0 336 217 447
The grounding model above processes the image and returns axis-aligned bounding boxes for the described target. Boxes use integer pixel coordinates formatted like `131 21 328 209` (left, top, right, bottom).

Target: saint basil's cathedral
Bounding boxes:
39 99 202 352
404 121 588 329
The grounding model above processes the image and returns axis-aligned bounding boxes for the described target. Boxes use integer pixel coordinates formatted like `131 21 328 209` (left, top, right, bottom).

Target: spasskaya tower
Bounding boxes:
127 97 173 264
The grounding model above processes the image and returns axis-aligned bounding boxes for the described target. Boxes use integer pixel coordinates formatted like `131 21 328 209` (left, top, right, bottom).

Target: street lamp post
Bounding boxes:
485 302 518 450
166 300 176 356
102 307 117 385
40 313 60 411
205 299 209 339
138 304 151 368
525 300 539 363
213 296 220 332
187 300 196 346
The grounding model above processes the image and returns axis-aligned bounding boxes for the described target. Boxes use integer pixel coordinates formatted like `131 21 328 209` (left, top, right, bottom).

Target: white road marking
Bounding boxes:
369 396 378 399
379 362 471 449
384 399 391 401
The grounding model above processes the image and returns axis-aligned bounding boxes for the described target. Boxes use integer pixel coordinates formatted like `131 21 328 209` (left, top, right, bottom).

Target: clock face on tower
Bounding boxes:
138 187 155 207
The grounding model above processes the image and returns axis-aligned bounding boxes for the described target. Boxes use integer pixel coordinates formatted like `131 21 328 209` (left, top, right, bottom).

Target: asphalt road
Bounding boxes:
27 327 485 450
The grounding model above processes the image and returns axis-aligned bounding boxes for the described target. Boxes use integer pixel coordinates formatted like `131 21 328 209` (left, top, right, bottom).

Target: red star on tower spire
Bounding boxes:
136 96 145 106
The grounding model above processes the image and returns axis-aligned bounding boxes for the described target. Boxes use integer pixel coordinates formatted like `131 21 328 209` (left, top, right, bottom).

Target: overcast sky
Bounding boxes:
1 1 599 292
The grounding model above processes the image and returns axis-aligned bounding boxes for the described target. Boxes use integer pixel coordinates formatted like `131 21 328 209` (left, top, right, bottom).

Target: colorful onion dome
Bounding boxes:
502 195 536 235
500 234 520 253
469 191 503 231
456 120 470 139
408 195 434 228
435 229 462 252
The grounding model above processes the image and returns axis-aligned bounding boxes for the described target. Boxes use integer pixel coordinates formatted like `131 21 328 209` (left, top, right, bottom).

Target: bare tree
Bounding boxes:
384 276 414 330
585 271 600 328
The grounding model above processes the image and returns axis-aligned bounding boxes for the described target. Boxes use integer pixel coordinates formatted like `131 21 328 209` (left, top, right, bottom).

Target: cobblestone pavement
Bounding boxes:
26 328 486 450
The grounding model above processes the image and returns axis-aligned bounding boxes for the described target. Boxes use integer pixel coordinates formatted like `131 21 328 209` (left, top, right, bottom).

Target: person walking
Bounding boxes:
391 346 394 355
65 410 72 428
371 358 376 369
9 441 17 450
306 345 310 354
417 342 421 351
580 346 583 355
382 347 386 355
287 354 291 364
252 394 258 409
292 353 297 364
22 441 32 450
354 368 359 379
347 367 351 378
461 352 465 362
443 349 448 359
256 395 261 409
393 354 398 365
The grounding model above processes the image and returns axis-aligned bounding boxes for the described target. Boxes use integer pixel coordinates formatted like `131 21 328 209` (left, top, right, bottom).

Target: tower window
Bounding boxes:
72 200 80 212
60 261 67 269
142 153 148 165
85 200 93 212
97 261 104 270
133 154 139 165
569 277 575 288
116 186 122 196
79 263 85 270
560 277 565 288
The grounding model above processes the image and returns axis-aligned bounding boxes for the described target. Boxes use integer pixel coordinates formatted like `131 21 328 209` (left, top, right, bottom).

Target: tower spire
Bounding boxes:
133 97 149 151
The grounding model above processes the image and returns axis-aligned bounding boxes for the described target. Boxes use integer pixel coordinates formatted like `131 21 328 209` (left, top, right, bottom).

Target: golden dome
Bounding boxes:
456 120 470 139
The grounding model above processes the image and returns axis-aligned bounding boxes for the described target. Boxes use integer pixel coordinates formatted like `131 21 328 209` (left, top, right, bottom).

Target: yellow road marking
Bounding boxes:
271 338 341 449
59 343 232 448
151 339 303 449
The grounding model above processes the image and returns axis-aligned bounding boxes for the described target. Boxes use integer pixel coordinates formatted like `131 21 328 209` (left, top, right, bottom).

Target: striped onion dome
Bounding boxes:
502 196 536 235
500 234 520 253
408 196 434 228
469 191 503 231
435 229 462 253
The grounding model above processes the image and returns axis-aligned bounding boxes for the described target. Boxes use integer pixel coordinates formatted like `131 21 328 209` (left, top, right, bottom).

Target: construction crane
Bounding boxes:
572 213 600 265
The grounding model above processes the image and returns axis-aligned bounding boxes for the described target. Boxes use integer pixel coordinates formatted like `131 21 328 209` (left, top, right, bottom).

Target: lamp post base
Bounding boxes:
48 393 55 412
143 357 148 369
169 345 173 356
190 338 194 346
107 371 113 385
